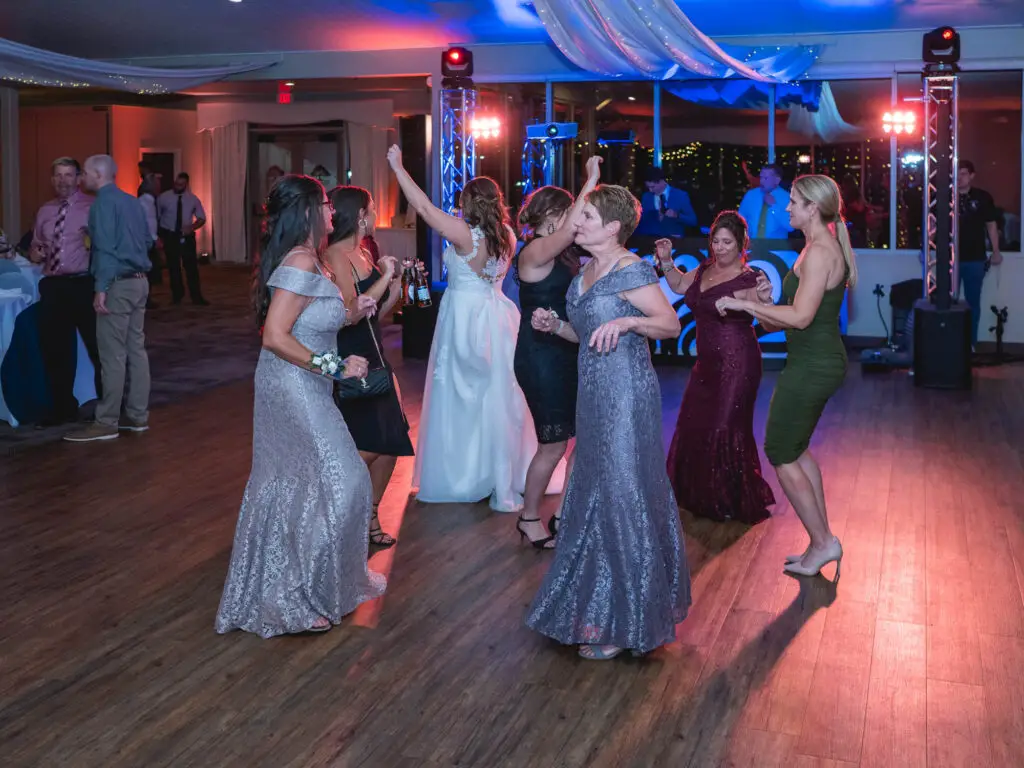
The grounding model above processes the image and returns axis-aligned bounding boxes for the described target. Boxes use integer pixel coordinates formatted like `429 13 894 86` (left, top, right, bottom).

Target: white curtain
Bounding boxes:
0 38 269 93
530 0 821 81
348 122 395 227
209 122 249 264
196 101 395 132
786 82 862 143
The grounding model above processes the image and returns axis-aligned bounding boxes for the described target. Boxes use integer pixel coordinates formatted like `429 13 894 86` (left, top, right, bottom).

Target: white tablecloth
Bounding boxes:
0 261 98 427
0 290 33 426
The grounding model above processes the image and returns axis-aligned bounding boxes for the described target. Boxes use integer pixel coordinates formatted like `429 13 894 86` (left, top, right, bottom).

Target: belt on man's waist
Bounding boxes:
112 272 147 282
46 271 90 279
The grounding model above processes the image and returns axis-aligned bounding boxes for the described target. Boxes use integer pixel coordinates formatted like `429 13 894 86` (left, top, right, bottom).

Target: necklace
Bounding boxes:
703 260 742 286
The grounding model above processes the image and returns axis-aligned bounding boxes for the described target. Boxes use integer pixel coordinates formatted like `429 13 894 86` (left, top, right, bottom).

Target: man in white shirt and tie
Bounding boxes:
738 164 793 240
156 172 208 305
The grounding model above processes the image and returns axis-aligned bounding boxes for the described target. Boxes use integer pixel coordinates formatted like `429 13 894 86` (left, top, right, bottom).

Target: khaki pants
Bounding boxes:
95 278 150 427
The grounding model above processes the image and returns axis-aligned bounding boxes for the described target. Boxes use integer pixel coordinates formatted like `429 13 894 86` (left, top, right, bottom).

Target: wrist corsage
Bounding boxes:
310 351 343 378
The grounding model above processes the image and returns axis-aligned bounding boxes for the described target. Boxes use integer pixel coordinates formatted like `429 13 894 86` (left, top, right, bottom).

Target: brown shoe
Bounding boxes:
63 423 119 442
119 418 149 433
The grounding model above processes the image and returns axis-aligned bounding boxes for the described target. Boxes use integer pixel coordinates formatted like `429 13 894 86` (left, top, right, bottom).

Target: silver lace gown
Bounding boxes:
215 265 386 638
526 261 691 653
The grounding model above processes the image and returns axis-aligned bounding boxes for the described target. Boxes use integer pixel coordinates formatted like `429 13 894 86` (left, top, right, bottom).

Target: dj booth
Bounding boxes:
626 235 848 364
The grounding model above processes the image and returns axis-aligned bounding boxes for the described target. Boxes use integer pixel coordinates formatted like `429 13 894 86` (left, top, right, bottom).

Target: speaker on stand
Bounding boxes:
398 115 430 279
913 299 972 389
914 29 972 390
397 115 437 360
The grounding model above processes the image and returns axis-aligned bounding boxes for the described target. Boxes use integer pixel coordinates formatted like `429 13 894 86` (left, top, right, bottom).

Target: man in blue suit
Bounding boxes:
638 167 697 237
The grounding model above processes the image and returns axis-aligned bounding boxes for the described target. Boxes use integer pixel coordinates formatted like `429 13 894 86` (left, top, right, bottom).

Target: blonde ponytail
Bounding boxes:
833 217 858 288
792 174 858 289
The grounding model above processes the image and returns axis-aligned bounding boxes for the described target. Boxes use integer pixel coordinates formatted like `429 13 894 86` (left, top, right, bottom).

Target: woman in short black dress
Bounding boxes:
325 185 414 547
513 156 601 548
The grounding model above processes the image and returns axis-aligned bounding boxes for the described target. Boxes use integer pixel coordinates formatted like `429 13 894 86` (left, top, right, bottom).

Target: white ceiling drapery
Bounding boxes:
529 0 822 82
0 38 270 94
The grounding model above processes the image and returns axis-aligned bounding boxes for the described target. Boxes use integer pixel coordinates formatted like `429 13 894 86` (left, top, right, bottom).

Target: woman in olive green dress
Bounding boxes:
715 175 856 579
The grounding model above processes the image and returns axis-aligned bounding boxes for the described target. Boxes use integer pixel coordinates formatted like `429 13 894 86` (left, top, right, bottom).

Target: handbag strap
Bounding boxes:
351 262 386 369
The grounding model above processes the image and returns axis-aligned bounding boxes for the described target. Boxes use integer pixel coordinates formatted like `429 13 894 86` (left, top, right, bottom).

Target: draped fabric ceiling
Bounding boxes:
529 0 857 141
530 0 821 82
0 37 269 93
662 80 861 143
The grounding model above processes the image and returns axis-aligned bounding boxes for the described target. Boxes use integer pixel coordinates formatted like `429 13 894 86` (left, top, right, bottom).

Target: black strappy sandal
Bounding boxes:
369 506 396 548
517 515 556 550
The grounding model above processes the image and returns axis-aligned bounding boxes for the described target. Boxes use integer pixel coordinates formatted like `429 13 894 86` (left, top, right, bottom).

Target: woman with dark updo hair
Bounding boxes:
216 174 386 638
658 210 776 524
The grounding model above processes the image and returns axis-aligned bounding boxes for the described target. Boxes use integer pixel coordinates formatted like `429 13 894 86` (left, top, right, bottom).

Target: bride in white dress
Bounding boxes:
387 145 536 512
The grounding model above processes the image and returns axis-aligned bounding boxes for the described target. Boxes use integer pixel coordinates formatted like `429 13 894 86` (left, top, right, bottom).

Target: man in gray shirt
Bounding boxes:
65 154 153 442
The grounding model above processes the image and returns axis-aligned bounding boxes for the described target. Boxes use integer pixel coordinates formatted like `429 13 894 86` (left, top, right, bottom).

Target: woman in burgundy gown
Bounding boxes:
659 211 776 523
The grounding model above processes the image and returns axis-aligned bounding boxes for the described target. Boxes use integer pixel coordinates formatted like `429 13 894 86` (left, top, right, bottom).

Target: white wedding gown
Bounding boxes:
414 227 555 512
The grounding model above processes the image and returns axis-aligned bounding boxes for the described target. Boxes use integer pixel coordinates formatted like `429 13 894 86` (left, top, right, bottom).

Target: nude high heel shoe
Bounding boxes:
783 537 842 580
785 546 810 564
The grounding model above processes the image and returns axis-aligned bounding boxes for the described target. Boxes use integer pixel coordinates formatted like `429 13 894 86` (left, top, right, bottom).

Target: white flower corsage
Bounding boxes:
310 351 343 377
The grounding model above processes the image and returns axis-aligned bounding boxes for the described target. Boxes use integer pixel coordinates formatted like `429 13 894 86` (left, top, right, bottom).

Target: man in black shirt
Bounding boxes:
957 160 1003 346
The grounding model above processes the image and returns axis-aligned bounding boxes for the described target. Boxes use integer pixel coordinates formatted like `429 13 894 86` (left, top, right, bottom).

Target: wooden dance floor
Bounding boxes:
3 284 1024 766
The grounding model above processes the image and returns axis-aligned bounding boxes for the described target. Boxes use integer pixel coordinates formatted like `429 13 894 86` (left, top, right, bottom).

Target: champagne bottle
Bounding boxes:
415 266 432 307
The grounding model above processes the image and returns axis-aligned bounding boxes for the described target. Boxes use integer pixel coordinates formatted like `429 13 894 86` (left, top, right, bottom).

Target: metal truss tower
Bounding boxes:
440 87 476 250
921 73 959 307
521 139 549 197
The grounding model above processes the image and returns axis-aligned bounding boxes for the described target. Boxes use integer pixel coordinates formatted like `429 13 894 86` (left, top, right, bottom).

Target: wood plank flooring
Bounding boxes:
2 332 1023 766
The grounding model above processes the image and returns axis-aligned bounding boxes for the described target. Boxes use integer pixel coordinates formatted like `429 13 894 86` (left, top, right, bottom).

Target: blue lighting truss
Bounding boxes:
521 122 577 196
521 138 549 196
440 86 476 277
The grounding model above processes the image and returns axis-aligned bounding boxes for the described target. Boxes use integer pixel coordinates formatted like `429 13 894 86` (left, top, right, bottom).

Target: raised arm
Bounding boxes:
654 237 697 295
519 156 602 271
387 145 473 254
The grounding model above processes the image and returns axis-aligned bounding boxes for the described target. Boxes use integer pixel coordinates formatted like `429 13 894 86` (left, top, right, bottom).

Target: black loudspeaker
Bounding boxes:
398 115 429 265
912 299 972 389
401 299 439 361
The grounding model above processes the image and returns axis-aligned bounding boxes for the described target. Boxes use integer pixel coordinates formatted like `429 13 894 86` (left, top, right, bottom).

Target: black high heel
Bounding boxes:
548 514 561 537
517 516 556 550
369 506 396 548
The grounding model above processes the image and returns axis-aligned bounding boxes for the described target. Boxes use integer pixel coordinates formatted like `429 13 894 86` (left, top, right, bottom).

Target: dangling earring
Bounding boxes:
547 222 556 235
358 218 366 229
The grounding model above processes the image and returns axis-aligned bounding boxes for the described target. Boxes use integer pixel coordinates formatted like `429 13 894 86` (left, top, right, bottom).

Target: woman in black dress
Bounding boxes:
513 156 601 547
324 185 414 547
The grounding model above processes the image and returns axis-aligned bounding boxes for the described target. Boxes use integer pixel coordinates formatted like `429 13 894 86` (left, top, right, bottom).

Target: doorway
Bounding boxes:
248 124 348 262
139 148 179 197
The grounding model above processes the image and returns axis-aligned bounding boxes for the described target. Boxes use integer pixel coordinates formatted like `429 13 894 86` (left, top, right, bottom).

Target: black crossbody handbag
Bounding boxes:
335 267 393 400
